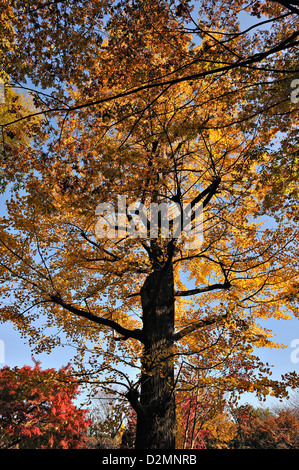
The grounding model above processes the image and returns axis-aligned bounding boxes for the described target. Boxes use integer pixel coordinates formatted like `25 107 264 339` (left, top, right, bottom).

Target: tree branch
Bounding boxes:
174 281 231 297
3 30 299 129
125 388 146 418
173 314 228 342
273 0 299 15
50 294 144 343
189 176 221 210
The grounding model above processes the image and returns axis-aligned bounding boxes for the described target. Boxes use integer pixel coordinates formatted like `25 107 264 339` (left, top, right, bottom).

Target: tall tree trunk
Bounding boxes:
134 257 176 449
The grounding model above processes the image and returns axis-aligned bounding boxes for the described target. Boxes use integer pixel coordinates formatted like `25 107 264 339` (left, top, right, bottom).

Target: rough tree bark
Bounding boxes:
127 241 176 449
124 178 222 449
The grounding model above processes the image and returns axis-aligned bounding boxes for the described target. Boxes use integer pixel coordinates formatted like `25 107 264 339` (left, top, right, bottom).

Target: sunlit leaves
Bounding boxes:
0 1 298 438
0 361 91 449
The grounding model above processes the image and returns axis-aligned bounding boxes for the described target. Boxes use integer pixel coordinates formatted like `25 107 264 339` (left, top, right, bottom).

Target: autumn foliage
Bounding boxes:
121 396 299 449
175 390 236 449
0 0 298 449
231 404 299 449
0 361 91 449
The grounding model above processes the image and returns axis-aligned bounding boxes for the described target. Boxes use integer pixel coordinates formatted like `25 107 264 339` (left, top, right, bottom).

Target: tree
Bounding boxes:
0 361 91 449
124 387 236 449
283 389 299 419
176 388 224 449
0 0 298 449
86 393 126 449
121 408 137 449
230 403 299 449
176 361 253 449
176 386 237 449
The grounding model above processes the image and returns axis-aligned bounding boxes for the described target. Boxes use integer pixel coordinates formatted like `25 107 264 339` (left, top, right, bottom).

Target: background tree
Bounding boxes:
230 403 299 449
86 393 126 449
121 408 137 449
283 389 299 419
0 0 298 449
176 387 227 449
0 361 91 449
